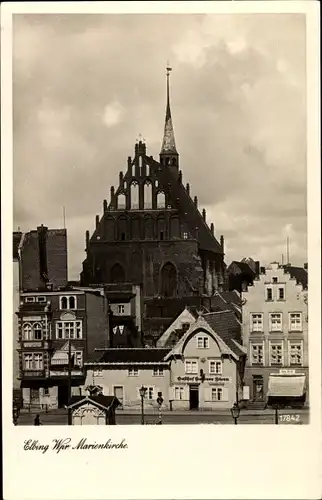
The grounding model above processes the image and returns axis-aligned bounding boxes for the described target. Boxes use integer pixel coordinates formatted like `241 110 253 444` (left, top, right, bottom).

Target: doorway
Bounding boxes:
58 385 69 408
189 384 199 410
252 376 264 401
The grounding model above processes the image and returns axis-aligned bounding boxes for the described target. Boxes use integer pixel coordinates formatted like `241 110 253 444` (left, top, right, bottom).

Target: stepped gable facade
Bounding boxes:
81 68 227 334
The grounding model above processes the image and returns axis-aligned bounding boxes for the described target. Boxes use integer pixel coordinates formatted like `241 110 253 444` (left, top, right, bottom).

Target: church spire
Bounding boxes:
160 64 178 166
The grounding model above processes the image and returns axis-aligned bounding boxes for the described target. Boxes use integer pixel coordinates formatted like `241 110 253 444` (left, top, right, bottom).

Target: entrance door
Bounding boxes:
189 385 199 410
253 377 264 401
113 386 124 408
58 385 69 408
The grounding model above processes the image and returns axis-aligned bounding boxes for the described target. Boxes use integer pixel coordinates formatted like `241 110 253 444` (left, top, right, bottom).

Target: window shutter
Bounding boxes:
222 388 229 402
203 387 211 402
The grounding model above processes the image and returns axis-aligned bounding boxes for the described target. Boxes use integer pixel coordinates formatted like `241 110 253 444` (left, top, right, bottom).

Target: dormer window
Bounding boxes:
25 297 35 303
60 296 77 310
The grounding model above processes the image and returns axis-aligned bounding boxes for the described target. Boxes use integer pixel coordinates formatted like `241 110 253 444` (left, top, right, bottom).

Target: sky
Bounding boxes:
13 13 307 280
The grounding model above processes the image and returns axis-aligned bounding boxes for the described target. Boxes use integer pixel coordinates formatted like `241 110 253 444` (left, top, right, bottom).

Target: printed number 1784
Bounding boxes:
279 414 300 423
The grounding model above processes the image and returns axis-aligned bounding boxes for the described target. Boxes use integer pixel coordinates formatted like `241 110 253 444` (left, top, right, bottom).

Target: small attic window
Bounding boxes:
272 277 278 283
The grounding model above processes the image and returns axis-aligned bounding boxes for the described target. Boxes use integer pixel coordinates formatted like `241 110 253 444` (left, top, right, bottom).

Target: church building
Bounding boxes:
81 66 227 344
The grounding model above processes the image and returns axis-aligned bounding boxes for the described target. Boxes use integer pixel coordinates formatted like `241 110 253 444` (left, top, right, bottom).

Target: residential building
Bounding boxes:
13 231 23 398
80 69 228 345
83 309 246 410
242 262 308 407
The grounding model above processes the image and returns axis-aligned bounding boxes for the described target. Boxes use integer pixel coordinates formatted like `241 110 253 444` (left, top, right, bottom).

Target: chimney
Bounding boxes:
103 199 108 212
194 196 198 208
202 209 206 221
186 183 190 196
37 225 48 283
220 235 224 253
255 261 260 277
210 223 214 235
95 215 99 229
85 230 90 248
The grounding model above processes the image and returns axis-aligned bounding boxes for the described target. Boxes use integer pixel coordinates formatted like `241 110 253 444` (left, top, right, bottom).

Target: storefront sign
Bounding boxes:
24 342 42 348
279 369 296 375
50 370 83 377
176 375 231 383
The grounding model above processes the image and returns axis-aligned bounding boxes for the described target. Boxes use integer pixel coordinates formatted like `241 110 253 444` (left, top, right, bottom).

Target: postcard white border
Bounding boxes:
1 2 321 500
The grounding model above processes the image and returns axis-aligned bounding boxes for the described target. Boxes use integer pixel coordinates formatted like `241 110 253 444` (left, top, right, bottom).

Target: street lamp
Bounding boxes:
230 402 240 425
139 386 147 425
157 392 164 425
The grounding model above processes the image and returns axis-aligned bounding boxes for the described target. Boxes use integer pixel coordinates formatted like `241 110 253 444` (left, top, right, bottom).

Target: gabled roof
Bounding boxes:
67 395 120 410
166 312 244 360
219 290 242 307
283 265 308 289
228 261 256 276
86 348 171 365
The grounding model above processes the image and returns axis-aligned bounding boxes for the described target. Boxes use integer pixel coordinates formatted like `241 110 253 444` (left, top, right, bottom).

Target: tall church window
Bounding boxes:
157 216 166 240
131 163 135 177
144 182 152 209
118 193 126 209
143 215 154 239
131 217 141 239
157 191 166 209
105 217 115 241
117 216 127 240
110 263 125 283
155 180 159 188
130 182 139 209
146 164 150 176
170 216 180 238
160 262 177 297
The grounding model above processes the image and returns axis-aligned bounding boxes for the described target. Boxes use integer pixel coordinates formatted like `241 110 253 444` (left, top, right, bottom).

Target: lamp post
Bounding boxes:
230 402 240 425
157 393 164 425
273 404 279 425
139 386 147 425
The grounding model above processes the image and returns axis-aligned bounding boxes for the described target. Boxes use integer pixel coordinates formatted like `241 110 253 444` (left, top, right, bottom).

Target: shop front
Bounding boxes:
267 369 307 409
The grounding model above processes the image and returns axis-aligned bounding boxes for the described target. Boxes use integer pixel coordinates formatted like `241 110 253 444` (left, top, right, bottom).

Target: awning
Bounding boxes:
51 352 74 365
268 375 306 397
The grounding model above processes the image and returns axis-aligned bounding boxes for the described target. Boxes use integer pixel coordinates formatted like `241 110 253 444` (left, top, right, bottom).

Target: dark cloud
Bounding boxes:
13 13 307 279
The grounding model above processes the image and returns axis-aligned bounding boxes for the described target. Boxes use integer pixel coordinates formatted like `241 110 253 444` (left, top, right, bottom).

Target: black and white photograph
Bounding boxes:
1 1 321 499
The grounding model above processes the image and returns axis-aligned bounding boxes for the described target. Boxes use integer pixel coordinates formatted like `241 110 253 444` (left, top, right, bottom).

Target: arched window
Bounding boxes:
61 296 68 310
139 156 143 168
143 216 154 239
170 216 180 238
117 216 127 240
23 323 32 340
157 216 166 240
144 182 152 209
105 217 115 241
33 323 42 340
131 217 141 239
131 163 135 177
69 296 76 310
160 262 177 297
146 164 150 176
155 180 159 188
130 182 139 209
123 181 127 190
118 193 126 209
110 263 125 283
157 191 166 209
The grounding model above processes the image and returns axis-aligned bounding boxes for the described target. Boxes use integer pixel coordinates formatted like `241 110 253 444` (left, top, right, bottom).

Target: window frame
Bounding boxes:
185 359 198 374
269 312 283 332
269 342 284 366
209 360 222 375
174 386 184 400
59 295 77 311
152 367 164 377
128 368 139 377
288 341 303 366
266 287 273 301
250 313 264 332
22 323 33 341
23 352 43 370
33 322 43 340
211 387 223 401
250 342 264 366
197 336 209 349
289 312 303 332
55 320 83 340
117 304 125 314
278 286 285 301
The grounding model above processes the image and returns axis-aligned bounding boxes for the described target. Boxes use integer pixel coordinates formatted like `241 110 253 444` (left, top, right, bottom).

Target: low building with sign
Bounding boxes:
67 394 120 425
241 262 308 408
83 309 246 411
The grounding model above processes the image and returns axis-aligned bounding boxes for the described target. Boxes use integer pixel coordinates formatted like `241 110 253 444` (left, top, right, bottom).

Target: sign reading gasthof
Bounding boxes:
175 375 231 383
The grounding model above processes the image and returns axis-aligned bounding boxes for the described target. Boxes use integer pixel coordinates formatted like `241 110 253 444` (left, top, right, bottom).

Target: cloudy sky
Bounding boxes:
13 13 307 280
